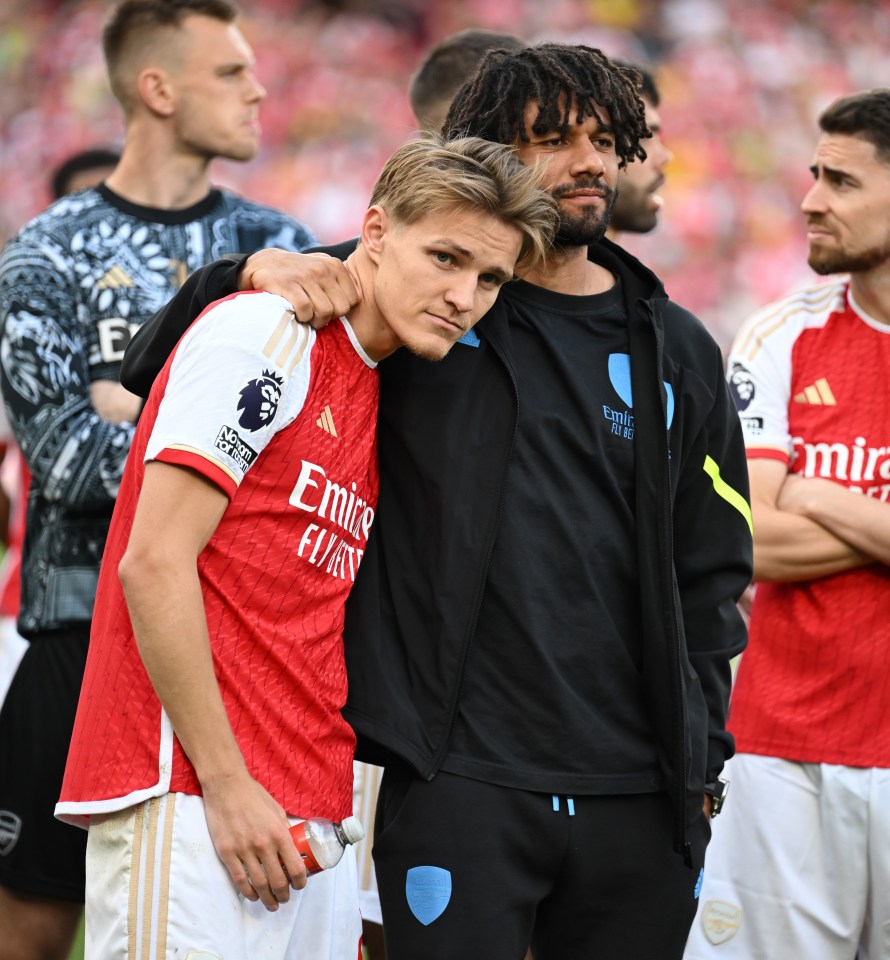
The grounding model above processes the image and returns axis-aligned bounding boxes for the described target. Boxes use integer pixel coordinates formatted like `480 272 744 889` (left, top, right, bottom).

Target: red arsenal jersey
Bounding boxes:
726 278 890 767
58 292 379 825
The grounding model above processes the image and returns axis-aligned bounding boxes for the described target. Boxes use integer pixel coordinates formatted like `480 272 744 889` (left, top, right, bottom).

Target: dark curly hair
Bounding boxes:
442 43 650 168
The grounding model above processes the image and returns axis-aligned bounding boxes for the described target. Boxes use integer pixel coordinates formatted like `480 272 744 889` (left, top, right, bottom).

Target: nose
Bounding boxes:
800 179 826 215
570 139 606 178
444 273 476 315
247 70 267 103
651 134 672 169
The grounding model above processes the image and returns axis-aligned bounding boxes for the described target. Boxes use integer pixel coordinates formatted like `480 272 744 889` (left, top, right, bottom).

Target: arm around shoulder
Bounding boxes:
121 256 248 398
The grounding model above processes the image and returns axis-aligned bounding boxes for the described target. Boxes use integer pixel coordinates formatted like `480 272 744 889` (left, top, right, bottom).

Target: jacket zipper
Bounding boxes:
428 333 520 776
643 302 691 864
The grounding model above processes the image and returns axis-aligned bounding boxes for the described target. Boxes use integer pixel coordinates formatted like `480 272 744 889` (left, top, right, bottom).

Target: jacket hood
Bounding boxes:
588 235 669 306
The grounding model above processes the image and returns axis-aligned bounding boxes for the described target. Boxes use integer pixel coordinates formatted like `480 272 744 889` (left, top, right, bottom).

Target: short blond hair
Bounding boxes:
369 135 556 275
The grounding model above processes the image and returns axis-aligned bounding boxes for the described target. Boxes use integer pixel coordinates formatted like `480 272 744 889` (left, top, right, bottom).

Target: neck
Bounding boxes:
341 248 401 362
104 125 214 210
849 266 890 326
521 242 616 296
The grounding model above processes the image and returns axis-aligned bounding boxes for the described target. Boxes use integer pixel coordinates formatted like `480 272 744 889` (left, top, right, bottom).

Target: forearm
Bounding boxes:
121 553 246 785
2 288 136 503
784 483 890 567
9 398 135 506
752 503 869 581
90 380 143 424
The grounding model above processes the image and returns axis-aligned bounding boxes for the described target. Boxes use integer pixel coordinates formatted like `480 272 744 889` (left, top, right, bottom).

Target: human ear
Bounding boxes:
138 67 176 117
360 205 389 264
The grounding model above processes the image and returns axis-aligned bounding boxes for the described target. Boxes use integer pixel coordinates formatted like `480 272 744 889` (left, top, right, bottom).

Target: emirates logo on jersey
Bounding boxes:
237 369 284 432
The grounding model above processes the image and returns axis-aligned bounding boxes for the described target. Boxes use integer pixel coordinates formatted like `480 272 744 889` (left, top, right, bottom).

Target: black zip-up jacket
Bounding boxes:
122 237 753 864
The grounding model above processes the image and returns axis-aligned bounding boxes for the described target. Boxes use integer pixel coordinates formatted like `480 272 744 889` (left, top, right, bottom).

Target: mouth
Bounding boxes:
559 189 606 202
805 221 834 240
427 312 465 334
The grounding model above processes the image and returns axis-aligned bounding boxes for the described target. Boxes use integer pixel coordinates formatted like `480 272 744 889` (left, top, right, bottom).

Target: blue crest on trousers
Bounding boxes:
406 865 452 925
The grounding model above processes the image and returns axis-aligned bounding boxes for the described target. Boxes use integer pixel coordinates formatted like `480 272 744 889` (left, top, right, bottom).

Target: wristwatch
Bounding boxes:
704 778 729 818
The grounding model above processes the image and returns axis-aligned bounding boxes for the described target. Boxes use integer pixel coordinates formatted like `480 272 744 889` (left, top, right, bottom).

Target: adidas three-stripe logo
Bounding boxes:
793 378 836 405
316 405 338 436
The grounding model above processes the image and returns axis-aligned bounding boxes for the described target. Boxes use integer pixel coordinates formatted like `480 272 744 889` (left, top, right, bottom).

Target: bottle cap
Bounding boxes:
339 816 365 844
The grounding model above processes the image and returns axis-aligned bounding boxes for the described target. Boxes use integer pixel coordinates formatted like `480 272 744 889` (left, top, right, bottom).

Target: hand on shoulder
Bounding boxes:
239 249 362 329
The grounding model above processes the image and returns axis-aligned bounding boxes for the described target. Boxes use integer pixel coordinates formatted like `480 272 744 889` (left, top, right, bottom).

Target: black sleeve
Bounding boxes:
121 239 360 398
121 255 248 397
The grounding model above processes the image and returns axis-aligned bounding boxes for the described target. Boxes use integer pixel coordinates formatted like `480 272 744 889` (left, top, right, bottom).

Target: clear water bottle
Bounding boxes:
289 815 365 877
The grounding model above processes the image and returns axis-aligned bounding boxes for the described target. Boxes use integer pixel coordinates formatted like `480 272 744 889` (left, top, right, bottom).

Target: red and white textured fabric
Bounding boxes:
725 278 890 768
58 292 379 825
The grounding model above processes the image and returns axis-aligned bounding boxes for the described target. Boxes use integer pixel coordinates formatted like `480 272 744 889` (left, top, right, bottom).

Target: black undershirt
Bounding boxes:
441 278 663 795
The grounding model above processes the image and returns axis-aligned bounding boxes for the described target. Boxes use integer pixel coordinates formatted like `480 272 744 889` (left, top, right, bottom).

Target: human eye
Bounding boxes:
432 250 455 266
479 272 503 287
826 170 854 189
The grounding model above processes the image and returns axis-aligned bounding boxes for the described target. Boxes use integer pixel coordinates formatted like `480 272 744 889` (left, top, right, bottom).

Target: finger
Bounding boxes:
241 853 279 912
320 269 361 319
281 256 358 320
281 838 309 891
226 855 259 902
262 848 294 904
288 285 337 326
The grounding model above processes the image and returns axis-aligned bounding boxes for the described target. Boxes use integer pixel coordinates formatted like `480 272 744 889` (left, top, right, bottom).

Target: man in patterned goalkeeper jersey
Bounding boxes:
0 2 318 956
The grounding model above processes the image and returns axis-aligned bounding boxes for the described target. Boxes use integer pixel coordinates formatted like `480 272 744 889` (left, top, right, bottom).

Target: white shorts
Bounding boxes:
0 614 27 707
352 760 382 926
684 754 890 960
85 793 362 960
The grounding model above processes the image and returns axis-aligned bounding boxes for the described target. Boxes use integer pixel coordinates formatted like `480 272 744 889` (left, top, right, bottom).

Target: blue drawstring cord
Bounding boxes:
552 795 576 816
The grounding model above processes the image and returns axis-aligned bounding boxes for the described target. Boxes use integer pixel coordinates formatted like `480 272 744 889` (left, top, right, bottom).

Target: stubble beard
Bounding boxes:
551 186 618 249
808 242 890 276
610 185 659 234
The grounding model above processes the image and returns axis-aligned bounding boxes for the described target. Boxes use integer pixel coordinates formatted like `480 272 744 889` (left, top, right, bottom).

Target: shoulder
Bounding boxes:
184 290 315 359
161 293 318 430
215 191 316 250
730 278 847 365
660 297 724 373
0 190 107 271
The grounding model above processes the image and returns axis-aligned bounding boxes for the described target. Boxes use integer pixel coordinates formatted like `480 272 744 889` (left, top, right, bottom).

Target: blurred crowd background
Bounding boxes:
1 0 887 350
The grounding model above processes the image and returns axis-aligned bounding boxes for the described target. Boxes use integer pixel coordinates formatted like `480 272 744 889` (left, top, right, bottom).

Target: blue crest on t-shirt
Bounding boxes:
457 328 480 348
607 352 674 428
406 865 452 925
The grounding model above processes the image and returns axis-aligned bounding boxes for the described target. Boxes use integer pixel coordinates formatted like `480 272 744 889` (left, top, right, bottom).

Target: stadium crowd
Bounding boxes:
1 2 889 959
1 0 886 349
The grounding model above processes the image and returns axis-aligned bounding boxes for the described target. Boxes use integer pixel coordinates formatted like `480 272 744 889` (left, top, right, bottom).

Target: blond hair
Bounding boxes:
369 135 556 274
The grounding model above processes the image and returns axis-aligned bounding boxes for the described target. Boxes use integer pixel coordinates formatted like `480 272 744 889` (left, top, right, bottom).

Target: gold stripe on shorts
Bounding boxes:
128 796 177 960
128 804 145 960
155 794 176 960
